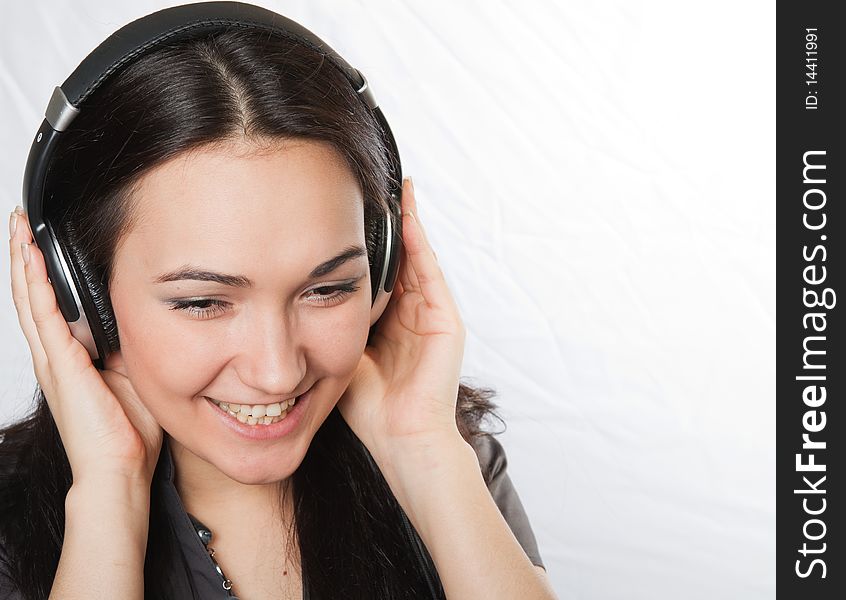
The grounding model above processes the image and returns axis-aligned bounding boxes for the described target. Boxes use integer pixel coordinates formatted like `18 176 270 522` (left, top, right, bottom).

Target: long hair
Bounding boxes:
0 27 505 599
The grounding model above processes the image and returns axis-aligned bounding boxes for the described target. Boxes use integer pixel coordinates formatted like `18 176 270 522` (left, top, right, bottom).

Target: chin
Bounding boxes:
214 449 305 485
228 467 297 486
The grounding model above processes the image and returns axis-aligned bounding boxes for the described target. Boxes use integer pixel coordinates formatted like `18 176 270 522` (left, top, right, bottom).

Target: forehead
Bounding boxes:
132 138 362 228
114 138 366 280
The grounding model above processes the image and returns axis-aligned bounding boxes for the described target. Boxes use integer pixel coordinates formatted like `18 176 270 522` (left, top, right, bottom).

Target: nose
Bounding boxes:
234 308 306 397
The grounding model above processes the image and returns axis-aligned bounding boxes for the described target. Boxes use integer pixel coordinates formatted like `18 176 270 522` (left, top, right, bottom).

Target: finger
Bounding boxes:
9 208 48 371
399 178 453 310
404 177 434 251
392 275 405 297
397 230 420 294
403 178 439 265
22 235 91 376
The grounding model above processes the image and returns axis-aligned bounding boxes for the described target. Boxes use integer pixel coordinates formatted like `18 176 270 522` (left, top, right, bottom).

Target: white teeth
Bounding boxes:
208 396 297 425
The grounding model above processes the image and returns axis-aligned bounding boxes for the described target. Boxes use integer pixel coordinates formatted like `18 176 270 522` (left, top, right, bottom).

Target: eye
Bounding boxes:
305 282 361 306
167 298 230 320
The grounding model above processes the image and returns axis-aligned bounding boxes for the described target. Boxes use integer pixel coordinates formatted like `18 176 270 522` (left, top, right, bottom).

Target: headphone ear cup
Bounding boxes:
382 190 403 295
365 200 385 306
367 193 402 333
57 219 119 357
367 203 388 332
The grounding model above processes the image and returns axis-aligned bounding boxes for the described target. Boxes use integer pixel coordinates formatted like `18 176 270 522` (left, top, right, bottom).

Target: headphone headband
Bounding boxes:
49 2 379 131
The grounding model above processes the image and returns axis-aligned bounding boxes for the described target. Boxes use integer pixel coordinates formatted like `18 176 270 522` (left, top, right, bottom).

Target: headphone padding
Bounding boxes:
57 219 119 355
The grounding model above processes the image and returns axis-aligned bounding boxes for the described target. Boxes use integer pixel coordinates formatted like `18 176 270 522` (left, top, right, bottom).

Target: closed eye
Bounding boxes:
167 297 229 320
306 282 361 306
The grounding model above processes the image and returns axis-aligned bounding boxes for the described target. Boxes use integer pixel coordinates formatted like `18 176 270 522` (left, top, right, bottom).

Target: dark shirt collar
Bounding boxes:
154 431 177 484
151 434 237 598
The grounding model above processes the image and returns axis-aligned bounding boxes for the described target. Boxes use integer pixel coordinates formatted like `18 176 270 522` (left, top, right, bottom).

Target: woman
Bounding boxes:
0 7 554 599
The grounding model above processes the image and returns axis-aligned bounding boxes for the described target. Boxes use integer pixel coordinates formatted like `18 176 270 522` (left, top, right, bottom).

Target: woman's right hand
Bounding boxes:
8 206 163 486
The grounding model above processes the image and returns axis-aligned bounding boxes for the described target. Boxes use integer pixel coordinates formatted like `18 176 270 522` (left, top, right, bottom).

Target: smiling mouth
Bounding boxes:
205 396 298 426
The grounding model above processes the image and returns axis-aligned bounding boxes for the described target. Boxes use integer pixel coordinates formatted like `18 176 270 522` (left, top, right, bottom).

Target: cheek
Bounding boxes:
112 298 220 406
301 297 372 376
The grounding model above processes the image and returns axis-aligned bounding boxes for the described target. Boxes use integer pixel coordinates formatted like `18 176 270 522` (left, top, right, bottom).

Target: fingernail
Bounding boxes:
21 242 30 266
408 176 414 192
9 211 18 238
14 205 24 216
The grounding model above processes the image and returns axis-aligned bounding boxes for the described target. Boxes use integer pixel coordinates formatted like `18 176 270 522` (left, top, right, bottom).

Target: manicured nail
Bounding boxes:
14 205 24 216
21 243 30 266
10 211 18 238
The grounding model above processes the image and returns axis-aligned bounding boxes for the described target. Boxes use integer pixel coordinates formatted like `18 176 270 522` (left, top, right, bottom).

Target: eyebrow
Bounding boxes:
152 244 368 287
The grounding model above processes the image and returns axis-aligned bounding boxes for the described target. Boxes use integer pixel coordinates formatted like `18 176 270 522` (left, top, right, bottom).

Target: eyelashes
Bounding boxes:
166 298 230 320
167 282 362 320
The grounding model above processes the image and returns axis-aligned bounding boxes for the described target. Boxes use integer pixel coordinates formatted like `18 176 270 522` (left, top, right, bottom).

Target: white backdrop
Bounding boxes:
0 1 774 598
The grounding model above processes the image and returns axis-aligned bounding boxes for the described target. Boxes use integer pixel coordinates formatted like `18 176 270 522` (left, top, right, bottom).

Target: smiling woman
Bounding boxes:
0 3 552 600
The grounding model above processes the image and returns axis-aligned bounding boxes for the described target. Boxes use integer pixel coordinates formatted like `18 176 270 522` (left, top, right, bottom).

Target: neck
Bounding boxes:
167 435 294 530
165 436 302 594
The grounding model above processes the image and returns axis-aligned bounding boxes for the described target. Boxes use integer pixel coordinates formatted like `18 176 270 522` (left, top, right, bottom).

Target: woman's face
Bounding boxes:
109 138 372 485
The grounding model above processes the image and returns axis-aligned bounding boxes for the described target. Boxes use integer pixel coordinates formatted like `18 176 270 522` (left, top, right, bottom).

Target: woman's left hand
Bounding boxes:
336 176 467 461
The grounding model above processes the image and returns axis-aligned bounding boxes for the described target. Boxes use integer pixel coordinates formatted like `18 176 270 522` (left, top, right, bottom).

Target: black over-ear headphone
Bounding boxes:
21 0 403 373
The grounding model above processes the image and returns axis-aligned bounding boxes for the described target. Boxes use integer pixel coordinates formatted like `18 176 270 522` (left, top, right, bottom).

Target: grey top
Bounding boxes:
0 432 544 598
